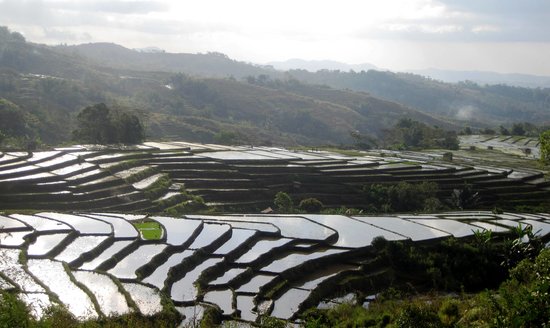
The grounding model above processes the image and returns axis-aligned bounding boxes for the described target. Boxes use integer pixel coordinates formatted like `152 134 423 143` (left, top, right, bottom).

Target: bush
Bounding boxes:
0 291 30 328
363 182 439 212
299 198 324 213
274 192 293 212
72 103 145 144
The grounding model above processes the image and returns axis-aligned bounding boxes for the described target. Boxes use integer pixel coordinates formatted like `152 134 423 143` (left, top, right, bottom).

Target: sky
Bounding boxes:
1 0 550 75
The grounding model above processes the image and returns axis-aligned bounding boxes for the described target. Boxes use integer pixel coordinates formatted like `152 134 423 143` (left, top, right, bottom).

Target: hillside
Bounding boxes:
287 69 550 125
0 26 454 148
55 42 279 79
50 39 550 127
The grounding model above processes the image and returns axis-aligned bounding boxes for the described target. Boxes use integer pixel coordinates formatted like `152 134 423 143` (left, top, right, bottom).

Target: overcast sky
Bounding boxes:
1 0 550 75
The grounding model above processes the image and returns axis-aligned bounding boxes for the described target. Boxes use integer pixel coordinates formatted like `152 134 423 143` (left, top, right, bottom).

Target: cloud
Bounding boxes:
0 0 549 75
42 27 92 42
455 105 476 120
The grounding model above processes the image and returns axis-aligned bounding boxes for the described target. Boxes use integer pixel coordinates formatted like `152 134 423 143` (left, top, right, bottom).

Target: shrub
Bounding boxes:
274 192 293 212
299 198 324 213
0 291 30 328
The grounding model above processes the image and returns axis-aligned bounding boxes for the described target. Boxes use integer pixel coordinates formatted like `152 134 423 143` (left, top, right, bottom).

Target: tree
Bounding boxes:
73 103 113 144
111 111 145 144
274 192 293 212
299 198 324 213
539 130 550 164
512 123 526 136
0 98 28 137
72 103 145 144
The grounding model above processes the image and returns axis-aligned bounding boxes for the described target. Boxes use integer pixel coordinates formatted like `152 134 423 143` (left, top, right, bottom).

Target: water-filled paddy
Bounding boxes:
108 244 167 279
73 270 131 316
37 212 112 235
10 214 72 231
213 229 257 255
260 248 346 273
79 240 135 270
150 216 201 245
27 233 72 256
237 274 276 293
353 216 450 241
122 282 162 316
0 249 45 292
142 250 194 289
170 258 223 302
203 289 234 314
210 268 247 285
271 288 311 319
188 223 231 249
27 259 97 319
235 238 293 264
55 236 109 263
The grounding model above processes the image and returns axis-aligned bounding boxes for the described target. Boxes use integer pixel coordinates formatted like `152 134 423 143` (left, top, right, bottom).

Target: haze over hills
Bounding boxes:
2 26 550 149
267 59 550 89
267 59 377 73
54 41 550 126
0 26 450 148
410 68 550 89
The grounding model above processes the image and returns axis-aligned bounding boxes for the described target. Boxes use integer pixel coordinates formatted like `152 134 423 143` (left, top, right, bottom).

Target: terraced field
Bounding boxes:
1 141 550 212
2 141 550 325
2 211 549 323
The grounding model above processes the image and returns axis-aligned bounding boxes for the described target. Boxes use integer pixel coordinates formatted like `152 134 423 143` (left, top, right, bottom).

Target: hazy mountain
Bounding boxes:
54 42 279 79
287 69 550 125
267 58 377 72
411 68 550 88
0 26 451 147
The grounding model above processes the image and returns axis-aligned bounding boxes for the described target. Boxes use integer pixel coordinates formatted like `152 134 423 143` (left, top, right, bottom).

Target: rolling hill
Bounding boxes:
0 26 454 148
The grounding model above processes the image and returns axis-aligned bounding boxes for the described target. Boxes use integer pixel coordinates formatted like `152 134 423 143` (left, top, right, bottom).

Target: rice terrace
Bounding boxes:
1 141 550 327
2 7 550 326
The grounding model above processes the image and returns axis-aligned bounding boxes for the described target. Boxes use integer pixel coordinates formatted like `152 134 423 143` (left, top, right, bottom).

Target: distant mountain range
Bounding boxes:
267 59 377 73
0 26 451 147
410 68 550 89
2 25 550 148
268 59 550 88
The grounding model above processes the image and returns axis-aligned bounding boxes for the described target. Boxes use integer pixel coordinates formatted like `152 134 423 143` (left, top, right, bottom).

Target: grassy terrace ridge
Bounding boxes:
133 221 164 240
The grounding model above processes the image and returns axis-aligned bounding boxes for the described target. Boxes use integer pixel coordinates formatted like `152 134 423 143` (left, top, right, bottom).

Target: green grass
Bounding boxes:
133 221 163 240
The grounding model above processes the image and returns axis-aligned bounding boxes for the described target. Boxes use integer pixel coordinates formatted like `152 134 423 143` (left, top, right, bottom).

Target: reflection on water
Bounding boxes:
73 270 130 316
143 250 194 289
27 259 97 319
123 282 163 316
108 244 167 279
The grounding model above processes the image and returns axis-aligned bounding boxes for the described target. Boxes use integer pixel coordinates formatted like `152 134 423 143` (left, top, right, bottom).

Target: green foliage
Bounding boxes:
274 191 293 212
72 103 145 144
0 291 30 328
143 175 172 200
363 181 441 213
298 198 324 213
395 304 442 328
199 306 221 327
301 243 549 328
163 196 207 216
0 290 180 328
133 221 163 240
385 118 459 150
539 130 550 164
449 184 479 210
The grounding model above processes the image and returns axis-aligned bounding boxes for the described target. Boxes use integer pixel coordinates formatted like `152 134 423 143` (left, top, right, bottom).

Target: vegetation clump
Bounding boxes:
384 118 459 150
72 103 145 144
363 181 441 213
301 232 548 328
274 191 293 212
299 198 324 213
